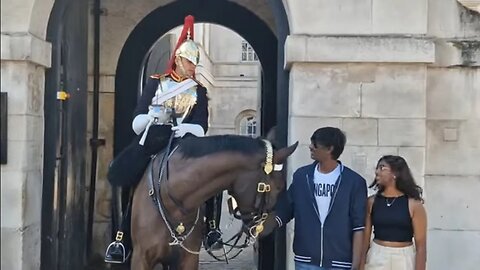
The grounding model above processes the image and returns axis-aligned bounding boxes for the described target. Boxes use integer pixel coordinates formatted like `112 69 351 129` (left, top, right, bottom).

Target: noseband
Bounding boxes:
233 139 284 239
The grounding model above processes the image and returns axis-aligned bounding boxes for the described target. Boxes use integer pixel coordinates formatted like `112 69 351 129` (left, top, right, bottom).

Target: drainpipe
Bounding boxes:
87 0 105 258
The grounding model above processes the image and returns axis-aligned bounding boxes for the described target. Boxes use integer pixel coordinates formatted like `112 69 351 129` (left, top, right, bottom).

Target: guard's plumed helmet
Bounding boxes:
166 15 200 73
175 39 199 66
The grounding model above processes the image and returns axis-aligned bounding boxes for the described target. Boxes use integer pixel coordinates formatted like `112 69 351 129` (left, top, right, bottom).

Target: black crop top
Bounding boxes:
371 194 413 242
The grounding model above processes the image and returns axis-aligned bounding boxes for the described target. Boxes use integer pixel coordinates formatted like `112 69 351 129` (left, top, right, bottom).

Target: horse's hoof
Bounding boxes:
208 241 224 251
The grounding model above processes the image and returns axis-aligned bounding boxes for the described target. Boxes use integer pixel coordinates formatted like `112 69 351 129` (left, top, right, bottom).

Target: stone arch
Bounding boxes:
113 0 281 152
29 0 56 39
279 0 294 32
111 1 290 269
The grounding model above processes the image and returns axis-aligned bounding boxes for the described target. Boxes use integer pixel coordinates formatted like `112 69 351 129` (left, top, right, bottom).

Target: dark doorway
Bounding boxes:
42 0 89 270
112 1 289 269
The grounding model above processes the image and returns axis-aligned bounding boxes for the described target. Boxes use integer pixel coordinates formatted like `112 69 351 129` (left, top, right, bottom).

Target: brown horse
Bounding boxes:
130 135 298 269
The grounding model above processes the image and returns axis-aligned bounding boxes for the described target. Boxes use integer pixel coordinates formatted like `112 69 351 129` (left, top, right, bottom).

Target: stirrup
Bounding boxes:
104 241 131 264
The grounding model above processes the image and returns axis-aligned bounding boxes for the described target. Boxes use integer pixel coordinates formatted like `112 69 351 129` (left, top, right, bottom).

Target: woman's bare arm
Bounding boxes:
411 199 427 270
359 196 374 270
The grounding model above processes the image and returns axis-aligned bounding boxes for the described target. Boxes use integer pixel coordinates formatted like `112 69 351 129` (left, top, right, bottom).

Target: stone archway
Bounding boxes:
111 1 289 269
29 0 56 39
113 0 279 152
3 0 479 270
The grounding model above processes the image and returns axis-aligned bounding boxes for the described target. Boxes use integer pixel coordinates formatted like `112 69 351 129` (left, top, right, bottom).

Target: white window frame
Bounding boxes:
235 110 257 137
241 40 258 62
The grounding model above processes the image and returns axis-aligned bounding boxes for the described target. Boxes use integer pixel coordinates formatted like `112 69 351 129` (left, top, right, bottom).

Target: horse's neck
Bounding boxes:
166 152 247 211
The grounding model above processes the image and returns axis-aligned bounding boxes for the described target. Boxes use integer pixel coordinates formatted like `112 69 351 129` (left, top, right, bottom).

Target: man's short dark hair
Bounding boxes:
310 127 346 160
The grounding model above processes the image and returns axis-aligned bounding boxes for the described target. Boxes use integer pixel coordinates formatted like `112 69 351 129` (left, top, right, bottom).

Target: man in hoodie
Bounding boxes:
275 127 367 270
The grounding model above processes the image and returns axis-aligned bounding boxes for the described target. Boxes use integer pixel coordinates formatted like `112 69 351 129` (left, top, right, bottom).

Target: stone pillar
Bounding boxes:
284 39 432 270
1 32 51 270
283 1 431 269
425 1 480 269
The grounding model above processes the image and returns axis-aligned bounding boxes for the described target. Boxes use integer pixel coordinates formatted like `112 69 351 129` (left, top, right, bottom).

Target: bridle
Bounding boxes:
239 139 283 239
205 139 285 262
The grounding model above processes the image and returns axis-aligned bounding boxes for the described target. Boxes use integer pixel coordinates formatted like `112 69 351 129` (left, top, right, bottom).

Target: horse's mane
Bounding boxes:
177 135 265 158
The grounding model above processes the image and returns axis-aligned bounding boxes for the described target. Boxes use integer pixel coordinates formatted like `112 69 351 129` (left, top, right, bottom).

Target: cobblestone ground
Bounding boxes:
199 246 255 270
199 192 257 270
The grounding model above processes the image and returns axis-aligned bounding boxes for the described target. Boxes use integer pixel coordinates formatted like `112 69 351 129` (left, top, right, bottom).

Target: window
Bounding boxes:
239 115 257 137
241 40 258 62
235 110 257 137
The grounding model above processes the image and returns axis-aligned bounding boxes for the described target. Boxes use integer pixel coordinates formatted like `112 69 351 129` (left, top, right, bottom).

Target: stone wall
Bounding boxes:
283 1 479 269
0 61 46 270
284 0 428 35
1 1 51 268
1 0 478 269
1 14 51 270
425 2 480 269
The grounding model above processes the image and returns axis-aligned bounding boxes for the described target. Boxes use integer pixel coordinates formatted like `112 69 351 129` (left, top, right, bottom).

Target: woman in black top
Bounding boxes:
360 155 427 270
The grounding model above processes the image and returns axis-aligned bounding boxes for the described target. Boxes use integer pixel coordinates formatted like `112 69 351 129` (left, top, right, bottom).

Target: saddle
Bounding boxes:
145 133 179 209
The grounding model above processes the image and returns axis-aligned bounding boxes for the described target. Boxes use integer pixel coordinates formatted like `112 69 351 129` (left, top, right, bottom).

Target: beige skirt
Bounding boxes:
365 241 415 270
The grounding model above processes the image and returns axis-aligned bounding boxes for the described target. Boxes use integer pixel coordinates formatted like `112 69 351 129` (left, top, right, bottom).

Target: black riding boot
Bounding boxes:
105 125 172 263
204 192 223 250
105 197 132 264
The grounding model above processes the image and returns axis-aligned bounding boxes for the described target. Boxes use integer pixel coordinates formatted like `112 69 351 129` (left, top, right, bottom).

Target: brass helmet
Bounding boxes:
175 38 200 66
165 15 200 73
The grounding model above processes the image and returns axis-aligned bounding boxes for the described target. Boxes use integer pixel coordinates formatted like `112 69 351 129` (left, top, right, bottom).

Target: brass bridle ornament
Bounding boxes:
247 139 284 238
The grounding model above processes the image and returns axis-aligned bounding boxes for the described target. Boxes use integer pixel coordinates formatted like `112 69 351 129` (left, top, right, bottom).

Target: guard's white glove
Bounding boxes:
147 105 171 123
132 106 172 135
171 123 205 138
132 114 151 135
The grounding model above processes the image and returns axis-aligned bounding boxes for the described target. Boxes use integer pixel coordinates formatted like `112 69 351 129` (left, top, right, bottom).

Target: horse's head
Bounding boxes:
171 135 297 239
228 139 298 237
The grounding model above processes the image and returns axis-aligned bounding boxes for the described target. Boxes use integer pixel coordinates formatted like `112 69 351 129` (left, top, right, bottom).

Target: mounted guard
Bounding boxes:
104 15 224 264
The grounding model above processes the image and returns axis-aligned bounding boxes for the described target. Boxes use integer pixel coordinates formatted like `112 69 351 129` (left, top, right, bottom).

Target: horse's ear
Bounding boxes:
265 126 277 146
274 141 298 164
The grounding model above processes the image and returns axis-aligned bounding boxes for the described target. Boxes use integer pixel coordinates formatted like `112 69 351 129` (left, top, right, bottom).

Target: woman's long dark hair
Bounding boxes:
369 155 423 201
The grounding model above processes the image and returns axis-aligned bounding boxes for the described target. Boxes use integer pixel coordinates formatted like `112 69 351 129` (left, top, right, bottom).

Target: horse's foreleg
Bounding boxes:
178 253 199 270
131 248 152 270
